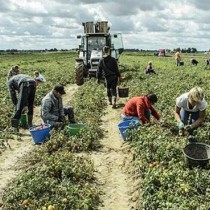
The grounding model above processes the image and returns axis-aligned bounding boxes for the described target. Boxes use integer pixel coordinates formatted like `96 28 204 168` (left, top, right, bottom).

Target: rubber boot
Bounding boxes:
112 97 117 109
67 113 76 124
27 115 33 128
108 97 112 105
69 117 76 124
10 119 19 132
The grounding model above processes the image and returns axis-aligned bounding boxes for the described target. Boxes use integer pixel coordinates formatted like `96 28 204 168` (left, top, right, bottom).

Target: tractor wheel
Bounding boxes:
75 62 84 86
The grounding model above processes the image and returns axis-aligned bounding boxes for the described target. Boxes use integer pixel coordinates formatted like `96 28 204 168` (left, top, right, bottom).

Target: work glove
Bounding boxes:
185 125 194 132
177 121 184 129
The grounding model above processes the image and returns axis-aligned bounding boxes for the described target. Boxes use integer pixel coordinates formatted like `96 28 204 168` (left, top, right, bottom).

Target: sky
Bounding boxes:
0 0 210 51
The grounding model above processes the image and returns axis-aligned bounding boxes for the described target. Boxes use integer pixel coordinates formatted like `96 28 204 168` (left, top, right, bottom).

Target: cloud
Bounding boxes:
0 0 210 50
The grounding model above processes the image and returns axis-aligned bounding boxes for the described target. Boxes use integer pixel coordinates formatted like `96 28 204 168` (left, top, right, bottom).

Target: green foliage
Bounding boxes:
2 51 210 209
2 152 100 210
120 52 210 209
72 79 107 125
1 52 107 210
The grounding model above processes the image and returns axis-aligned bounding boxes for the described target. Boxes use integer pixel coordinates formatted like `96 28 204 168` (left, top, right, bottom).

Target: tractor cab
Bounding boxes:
75 21 124 85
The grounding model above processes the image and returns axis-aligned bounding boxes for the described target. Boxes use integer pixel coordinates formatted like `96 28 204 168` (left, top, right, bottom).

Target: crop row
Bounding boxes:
0 52 106 209
121 53 210 209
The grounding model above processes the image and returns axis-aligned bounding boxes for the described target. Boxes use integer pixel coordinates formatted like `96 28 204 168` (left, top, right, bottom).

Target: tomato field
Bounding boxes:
1 51 210 209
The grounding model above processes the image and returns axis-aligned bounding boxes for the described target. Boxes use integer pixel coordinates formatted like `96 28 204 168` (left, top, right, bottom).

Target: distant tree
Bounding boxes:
191 48 197 53
181 48 186 53
178 48 197 53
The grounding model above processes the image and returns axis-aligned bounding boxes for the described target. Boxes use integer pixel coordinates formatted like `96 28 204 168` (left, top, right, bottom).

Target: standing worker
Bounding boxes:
175 87 207 136
8 74 36 131
7 65 20 80
97 46 121 108
205 58 210 69
175 49 181 66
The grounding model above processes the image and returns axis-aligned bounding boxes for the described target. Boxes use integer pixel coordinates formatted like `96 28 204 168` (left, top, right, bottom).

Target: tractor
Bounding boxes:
75 21 124 86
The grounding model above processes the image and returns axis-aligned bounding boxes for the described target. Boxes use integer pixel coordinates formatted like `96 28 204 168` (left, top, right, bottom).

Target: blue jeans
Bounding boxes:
180 108 199 125
121 110 151 123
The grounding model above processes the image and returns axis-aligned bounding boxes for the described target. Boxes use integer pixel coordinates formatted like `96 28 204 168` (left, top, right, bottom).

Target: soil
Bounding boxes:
92 100 140 210
0 84 140 210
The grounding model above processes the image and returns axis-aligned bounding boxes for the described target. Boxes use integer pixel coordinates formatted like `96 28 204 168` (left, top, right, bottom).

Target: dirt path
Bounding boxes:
0 84 79 205
0 85 140 210
91 99 140 210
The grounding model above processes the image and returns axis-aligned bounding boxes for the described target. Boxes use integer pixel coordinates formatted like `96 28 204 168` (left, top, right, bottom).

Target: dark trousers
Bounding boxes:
13 82 36 120
105 76 118 97
146 69 156 74
64 107 75 123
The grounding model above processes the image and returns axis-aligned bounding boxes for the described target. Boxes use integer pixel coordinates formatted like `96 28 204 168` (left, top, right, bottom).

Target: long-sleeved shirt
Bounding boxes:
7 74 35 105
122 96 160 124
41 91 64 124
97 55 120 80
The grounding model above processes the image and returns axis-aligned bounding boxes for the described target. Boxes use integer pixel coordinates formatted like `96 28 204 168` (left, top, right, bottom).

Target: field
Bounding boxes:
0 51 210 210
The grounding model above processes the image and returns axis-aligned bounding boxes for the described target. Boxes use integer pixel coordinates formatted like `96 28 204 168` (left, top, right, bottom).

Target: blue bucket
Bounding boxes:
118 120 139 141
29 124 51 144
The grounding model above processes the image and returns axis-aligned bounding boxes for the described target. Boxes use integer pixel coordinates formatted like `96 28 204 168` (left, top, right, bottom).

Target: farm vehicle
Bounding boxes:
75 21 124 85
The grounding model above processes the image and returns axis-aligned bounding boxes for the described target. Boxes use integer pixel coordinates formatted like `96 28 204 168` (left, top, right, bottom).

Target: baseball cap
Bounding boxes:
53 84 66 94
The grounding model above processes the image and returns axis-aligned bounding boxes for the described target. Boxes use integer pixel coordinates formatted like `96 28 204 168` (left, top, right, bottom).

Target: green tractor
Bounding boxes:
75 21 124 86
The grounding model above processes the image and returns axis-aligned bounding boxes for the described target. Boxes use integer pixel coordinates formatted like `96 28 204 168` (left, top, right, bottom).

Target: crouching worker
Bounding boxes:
121 93 160 125
41 84 76 129
145 61 157 74
175 87 207 136
191 58 199 66
8 74 36 131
